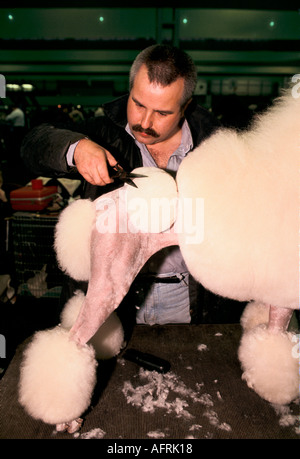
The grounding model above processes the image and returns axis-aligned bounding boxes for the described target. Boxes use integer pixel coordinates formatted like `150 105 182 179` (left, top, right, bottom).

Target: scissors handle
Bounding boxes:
108 162 121 177
108 163 137 187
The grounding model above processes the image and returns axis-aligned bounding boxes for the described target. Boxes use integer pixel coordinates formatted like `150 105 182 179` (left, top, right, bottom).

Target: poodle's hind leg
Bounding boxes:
238 305 299 405
267 305 294 333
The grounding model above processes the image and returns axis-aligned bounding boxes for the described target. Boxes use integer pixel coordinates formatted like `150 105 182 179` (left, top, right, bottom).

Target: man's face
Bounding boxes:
127 64 187 146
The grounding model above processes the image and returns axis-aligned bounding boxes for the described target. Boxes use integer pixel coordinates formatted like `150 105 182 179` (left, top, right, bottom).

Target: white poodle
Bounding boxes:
19 88 299 431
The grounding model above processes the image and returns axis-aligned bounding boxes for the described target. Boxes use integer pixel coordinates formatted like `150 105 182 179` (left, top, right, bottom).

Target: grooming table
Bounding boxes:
0 324 299 440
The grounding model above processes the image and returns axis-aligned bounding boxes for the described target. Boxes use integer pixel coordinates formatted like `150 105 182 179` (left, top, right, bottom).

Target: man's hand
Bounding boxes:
73 138 119 186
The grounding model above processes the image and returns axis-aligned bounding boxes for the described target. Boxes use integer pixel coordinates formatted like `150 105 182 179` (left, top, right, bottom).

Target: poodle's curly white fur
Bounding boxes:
19 90 300 428
19 326 97 424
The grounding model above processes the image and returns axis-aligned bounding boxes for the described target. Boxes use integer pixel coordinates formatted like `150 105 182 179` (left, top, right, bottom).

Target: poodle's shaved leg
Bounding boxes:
56 418 83 434
70 228 178 346
267 306 293 334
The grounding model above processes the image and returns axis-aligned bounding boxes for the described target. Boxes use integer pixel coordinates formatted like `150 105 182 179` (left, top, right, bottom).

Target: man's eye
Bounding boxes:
158 112 168 116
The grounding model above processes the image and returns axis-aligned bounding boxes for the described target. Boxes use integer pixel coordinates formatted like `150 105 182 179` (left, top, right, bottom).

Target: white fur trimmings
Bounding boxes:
240 302 270 331
125 167 178 233
238 325 299 405
54 199 95 281
19 326 97 425
60 290 124 360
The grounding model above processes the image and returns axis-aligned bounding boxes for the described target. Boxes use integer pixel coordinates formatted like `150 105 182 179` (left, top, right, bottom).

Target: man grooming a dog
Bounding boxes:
21 44 219 326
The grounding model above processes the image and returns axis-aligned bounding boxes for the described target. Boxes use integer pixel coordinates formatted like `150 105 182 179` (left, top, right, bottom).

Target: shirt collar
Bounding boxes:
177 119 193 157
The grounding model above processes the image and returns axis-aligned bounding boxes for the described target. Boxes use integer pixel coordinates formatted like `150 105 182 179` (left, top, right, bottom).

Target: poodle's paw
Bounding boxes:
238 325 299 405
19 326 97 425
240 301 270 331
56 418 83 434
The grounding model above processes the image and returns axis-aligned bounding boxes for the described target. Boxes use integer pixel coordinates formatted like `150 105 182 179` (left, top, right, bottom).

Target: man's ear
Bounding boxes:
181 98 192 117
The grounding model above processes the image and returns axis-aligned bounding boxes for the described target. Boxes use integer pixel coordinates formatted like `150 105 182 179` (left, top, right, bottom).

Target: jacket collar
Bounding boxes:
103 94 129 128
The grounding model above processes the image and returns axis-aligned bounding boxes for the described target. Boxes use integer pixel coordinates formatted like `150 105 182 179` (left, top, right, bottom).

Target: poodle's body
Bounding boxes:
177 93 299 309
176 91 299 405
19 89 299 429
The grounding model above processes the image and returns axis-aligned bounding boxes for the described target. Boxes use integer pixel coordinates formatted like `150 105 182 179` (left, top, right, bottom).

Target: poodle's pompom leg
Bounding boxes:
19 326 97 425
238 307 299 405
54 199 95 282
60 290 86 329
60 291 125 359
90 312 125 360
240 301 270 331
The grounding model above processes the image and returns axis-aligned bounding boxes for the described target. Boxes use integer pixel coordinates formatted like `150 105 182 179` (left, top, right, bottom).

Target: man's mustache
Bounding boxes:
132 124 159 138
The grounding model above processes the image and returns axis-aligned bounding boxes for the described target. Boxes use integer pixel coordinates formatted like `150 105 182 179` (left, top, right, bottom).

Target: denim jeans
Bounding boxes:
134 272 191 325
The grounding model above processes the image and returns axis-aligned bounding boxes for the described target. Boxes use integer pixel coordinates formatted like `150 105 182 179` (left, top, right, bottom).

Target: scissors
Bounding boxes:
109 163 147 188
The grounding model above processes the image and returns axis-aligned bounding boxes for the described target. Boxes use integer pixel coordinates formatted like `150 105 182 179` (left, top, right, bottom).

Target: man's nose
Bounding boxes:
140 110 153 129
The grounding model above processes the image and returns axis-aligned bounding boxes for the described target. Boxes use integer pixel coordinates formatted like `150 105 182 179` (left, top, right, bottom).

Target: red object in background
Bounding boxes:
10 185 58 211
31 179 43 190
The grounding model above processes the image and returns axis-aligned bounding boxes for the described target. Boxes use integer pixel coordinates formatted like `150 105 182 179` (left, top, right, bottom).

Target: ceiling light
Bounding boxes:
22 84 34 92
6 84 21 91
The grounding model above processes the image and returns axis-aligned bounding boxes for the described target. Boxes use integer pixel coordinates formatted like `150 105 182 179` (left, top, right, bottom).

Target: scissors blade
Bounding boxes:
120 171 148 188
124 178 138 188
109 164 147 188
127 172 148 179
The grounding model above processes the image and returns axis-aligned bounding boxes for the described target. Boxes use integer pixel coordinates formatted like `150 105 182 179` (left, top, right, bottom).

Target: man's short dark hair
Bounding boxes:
129 44 197 107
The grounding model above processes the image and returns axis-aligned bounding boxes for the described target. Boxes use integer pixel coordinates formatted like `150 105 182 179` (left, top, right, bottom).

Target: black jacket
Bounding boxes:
21 94 221 324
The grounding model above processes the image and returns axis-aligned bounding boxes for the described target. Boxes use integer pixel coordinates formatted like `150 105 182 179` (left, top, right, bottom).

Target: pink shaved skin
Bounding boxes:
69 190 178 346
267 306 294 334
